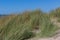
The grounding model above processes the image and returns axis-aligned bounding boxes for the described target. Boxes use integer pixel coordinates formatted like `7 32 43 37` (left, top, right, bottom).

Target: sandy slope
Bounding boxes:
28 18 60 40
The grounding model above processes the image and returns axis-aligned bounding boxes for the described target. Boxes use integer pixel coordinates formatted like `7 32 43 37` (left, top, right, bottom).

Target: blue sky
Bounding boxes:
0 0 60 14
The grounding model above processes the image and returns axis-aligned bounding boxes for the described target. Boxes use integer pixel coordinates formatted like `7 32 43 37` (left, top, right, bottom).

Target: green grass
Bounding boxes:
39 15 58 37
0 10 59 40
57 18 60 22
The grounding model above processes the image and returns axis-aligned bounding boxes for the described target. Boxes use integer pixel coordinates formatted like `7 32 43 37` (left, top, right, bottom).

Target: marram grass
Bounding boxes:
0 10 59 40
